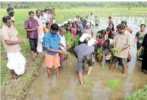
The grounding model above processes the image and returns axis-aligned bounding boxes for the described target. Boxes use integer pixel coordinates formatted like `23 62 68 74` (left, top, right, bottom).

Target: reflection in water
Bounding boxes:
71 77 78 90
52 74 57 88
62 90 77 100
92 80 110 100
123 76 133 100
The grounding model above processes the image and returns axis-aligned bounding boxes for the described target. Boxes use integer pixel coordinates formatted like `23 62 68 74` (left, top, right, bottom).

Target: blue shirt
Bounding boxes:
43 31 61 55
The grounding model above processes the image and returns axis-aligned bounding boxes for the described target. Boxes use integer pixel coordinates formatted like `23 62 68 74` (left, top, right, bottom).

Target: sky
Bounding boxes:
1 0 147 2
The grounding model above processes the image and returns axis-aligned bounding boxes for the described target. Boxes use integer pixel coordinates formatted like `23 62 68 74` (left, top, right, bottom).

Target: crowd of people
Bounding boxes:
1 4 147 86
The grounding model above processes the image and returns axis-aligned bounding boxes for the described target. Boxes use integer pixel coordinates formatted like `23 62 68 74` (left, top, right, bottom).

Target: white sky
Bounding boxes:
1 0 147 2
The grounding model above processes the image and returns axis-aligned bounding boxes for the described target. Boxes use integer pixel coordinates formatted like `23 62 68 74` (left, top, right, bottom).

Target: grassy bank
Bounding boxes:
126 85 147 100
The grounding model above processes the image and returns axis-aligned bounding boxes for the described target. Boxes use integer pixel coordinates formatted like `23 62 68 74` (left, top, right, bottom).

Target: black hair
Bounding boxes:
8 4 11 6
46 22 50 26
108 16 111 19
97 29 107 35
121 21 127 27
44 9 48 12
29 11 34 15
36 10 40 14
2 16 11 23
117 24 126 30
140 24 146 27
50 23 59 31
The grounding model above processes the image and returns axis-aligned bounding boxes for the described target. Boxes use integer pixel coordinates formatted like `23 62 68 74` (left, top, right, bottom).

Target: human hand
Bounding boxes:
58 50 63 54
18 38 26 44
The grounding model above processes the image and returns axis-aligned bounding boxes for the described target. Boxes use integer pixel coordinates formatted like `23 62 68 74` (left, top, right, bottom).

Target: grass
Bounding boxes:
126 85 147 100
0 7 147 99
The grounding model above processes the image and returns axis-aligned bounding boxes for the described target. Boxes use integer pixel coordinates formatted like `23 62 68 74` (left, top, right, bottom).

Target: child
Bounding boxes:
71 22 77 38
43 22 50 34
84 23 93 38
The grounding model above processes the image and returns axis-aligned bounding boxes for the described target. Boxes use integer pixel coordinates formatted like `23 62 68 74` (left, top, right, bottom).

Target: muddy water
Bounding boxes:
25 17 147 100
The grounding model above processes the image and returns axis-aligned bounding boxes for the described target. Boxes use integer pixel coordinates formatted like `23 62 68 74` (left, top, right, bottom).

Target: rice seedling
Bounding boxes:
64 51 71 57
101 66 106 71
110 47 121 54
84 76 94 88
97 47 103 62
107 79 120 89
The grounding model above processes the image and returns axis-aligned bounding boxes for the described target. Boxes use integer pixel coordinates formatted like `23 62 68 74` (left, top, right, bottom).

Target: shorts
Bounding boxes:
77 54 95 74
112 56 127 67
45 53 60 69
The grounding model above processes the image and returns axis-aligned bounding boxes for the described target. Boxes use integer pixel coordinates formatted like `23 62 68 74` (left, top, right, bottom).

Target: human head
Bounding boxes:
47 9 51 13
109 23 114 29
46 23 50 28
91 13 93 16
108 16 111 20
50 23 59 35
2 16 12 27
59 27 66 36
79 34 91 44
40 10 44 16
86 23 90 28
36 10 41 17
95 16 97 18
140 24 146 32
117 24 126 34
121 21 127 27
8 4 11 8
29 11 34 19
97 29 106 38
44 9 48 13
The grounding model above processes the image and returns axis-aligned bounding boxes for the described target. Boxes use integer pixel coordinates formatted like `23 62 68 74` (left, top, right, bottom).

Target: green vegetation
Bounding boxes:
1 2 147 9
107 79 120 89
97 47 103 62
72 35 80 47
111 48 121 54
126 85 147 100
64 51 71 57
101 66 106 71
84 76 94 88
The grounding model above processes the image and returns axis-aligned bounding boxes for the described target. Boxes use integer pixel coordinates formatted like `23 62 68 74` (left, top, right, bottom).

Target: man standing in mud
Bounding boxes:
110 24 131 74
74 34 95 86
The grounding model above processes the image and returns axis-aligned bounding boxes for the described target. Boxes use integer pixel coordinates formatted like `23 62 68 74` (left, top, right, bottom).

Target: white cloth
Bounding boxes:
53 20 56 23
58 33 66 51
87 38 96 46
37 33 44 52
7 52 26 75
79 33 91 42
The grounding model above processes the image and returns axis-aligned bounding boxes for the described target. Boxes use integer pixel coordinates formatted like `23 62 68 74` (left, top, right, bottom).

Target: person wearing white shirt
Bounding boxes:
58 27 67 68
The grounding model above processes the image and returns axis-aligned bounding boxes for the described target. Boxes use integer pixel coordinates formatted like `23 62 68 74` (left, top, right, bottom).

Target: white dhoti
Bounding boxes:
37 33 44 52
7 52 26 75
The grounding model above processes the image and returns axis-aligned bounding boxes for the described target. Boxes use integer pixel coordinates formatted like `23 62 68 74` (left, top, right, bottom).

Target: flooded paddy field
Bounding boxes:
25 16 147 100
